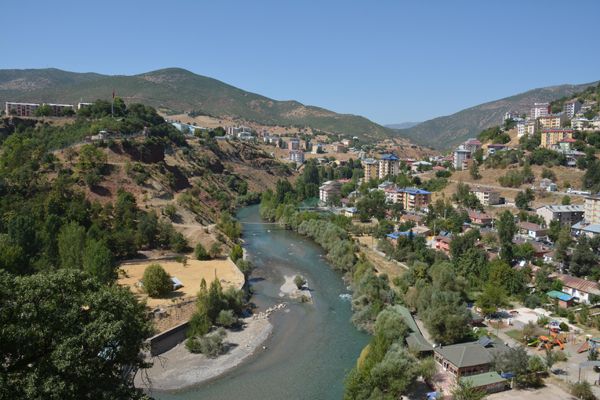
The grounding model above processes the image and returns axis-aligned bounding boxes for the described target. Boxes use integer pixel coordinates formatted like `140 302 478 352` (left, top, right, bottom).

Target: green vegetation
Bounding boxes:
0 269 152 399
195 243 210 260
294 275 306 289
142 263 172 298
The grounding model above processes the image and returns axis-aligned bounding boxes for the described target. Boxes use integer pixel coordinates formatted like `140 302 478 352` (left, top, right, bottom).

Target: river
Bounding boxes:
155 205 369 400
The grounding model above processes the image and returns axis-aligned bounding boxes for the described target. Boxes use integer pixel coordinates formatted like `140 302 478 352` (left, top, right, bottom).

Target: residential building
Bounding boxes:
556 274 600 304
536 204 584 227
463 138 482 154
540 128 573 148
384 187 403 204
503 110 521 122
318 181 342 204
362 158 378 181
471 187 500 206
434 236 452 254
571 117 591 131
530 102 550 119
5 102 40 116
546 290 574 308
402 188 431 211
572 222 600 238
395 306 433 355
468 210 493 226
517 119 537 137
288 138 300 151
227 126 252 136
517 221 547 240
434 336 510 378
77 102 94 110
289 150 304 164
460 372 509 394
46 103 75 115
538 113 567 129
564 99 582 118
453 146 471 170
329 142 346 153
410 160 432 172
400 213 424 226
585 195 600 225
486 144 507 155
378 154 400 178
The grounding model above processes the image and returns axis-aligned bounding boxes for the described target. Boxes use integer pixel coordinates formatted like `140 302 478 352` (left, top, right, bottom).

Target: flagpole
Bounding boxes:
111 89 115 118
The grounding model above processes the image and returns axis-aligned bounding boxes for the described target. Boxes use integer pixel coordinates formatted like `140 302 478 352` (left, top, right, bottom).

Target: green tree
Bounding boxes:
0 269 152 399
195 243 210 260
142 263 172 298
561 195 572 205
476 284 508 317
76 144 107 187
209 242 222 258
497 211 517 262
515 188 535 210
58 222 86 270
82 239 114 283
469 160 481 180
216 309 238 327
230 244 243 263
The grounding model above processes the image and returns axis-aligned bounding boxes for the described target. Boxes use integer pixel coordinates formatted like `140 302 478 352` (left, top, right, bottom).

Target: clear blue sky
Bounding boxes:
2 0 599 124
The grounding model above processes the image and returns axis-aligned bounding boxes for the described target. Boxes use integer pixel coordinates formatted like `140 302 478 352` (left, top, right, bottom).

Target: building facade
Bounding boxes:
538 114 567 129
540 129 574 148
378 154 400 178
585 195 600 225
289 150 304 164
564 99 582 118
471 187 500 206
453 146 471 170
536 204 584 227
319 181 342 204
362 158 378 181
5 102 40 116
530 102 550 119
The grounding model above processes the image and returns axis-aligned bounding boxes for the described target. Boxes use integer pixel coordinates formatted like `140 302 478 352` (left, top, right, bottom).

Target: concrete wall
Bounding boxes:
148 321 189 356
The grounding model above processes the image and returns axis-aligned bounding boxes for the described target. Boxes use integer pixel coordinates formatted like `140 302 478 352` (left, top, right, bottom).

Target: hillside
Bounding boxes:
395 80 599 149
0 68 393 142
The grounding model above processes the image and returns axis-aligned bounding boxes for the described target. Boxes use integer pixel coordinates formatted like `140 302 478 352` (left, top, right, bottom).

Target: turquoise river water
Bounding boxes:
154 205 369 400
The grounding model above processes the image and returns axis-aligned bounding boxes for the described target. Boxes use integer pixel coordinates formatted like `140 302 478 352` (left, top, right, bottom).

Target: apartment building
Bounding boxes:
288 138 300 151
5 102 39 116
378 154 400 178
227 126 252 136
319 181 342 204
536 204 584 227
585 195 600 225
402 188 431 211
538 113 567 129
540 128 574 148
289 150 304 164
463 138 482 154
517 119 538 137
362 158 378 181
530 102 550 119
564 99 582 118
471 187 500 206
453 146 471 170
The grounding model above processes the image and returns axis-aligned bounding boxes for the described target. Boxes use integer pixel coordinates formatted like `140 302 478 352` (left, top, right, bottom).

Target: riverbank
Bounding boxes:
137 315 273 392
279 274 313 302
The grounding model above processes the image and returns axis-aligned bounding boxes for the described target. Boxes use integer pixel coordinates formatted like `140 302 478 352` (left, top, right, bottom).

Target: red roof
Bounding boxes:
557 274 600 295
560 138 576 143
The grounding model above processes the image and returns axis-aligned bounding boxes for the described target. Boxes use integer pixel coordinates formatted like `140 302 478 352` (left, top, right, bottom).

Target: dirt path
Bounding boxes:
355 235 408 285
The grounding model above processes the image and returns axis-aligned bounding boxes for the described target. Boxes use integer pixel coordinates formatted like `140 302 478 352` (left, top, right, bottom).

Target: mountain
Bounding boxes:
395 81 599 149
0 68 393 142
385 122 421 129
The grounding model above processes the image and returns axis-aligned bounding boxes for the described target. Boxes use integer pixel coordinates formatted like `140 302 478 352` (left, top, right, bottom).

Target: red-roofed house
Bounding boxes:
434 236 452 254
556 274 600 304
468 210 493 226
517 221 547 240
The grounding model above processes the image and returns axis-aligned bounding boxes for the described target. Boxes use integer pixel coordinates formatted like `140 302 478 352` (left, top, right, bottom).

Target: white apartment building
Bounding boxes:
471 187 501 206
530 102 551 119
564 99 582 118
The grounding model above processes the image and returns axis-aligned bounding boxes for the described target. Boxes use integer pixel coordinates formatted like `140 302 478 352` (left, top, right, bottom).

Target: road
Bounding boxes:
448 179 589 198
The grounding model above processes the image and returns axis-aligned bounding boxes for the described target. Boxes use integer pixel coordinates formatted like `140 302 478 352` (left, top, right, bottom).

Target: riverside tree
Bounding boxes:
0 269 153 399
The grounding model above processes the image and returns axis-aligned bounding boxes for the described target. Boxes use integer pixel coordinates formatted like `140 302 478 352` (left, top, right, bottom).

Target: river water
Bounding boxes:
155 205 369 400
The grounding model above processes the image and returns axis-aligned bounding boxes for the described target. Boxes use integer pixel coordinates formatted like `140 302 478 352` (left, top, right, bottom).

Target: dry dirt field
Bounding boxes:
118 258 244 309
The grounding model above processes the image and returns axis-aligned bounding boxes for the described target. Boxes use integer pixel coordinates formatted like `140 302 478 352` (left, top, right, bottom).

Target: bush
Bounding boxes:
209 242 222 258
188 311 211 337
559 321 570 332
142 263 172 298
163 204 178 221
195 243 210 260
216 309 238 327
230 244 243 263
186 328 227 357
570 381 596 400
294 275 306 289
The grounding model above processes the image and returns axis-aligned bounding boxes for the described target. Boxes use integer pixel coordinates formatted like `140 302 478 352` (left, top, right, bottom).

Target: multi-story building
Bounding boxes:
378 154 400 178
536 204 584 227
362 158 378 181
572 117 591 131
453 146 471 170
384 187 404 204
289 150 304 164
564 99 582 118
47 103 75 115
329 142 346 153
227 126 252 136
503 111 522 122
540 128 574 148
319 180 342 204
530 102 551 119
288 138 300 151
5 102 40 116
463 138 482 154
538 113 567 129
402 188 431 211
471 187 500 206
517 119 538 137
584 195 600 225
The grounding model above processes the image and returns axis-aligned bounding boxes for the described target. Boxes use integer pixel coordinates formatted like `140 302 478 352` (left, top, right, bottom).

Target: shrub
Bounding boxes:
186 328 227 357
559 321 570 332
142 263 172 298
209 242 222 258
294 275 306 289
230 244 243 263
570 381 596 400
216 309 238 327
188 311 211 337
195 243 210 260
164 204 178 220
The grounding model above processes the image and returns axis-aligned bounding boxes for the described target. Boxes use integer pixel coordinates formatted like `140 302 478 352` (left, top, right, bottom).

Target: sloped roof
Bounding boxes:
518 221 545 232
461 372 507 388
557 274 600 296
434 338 509 368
